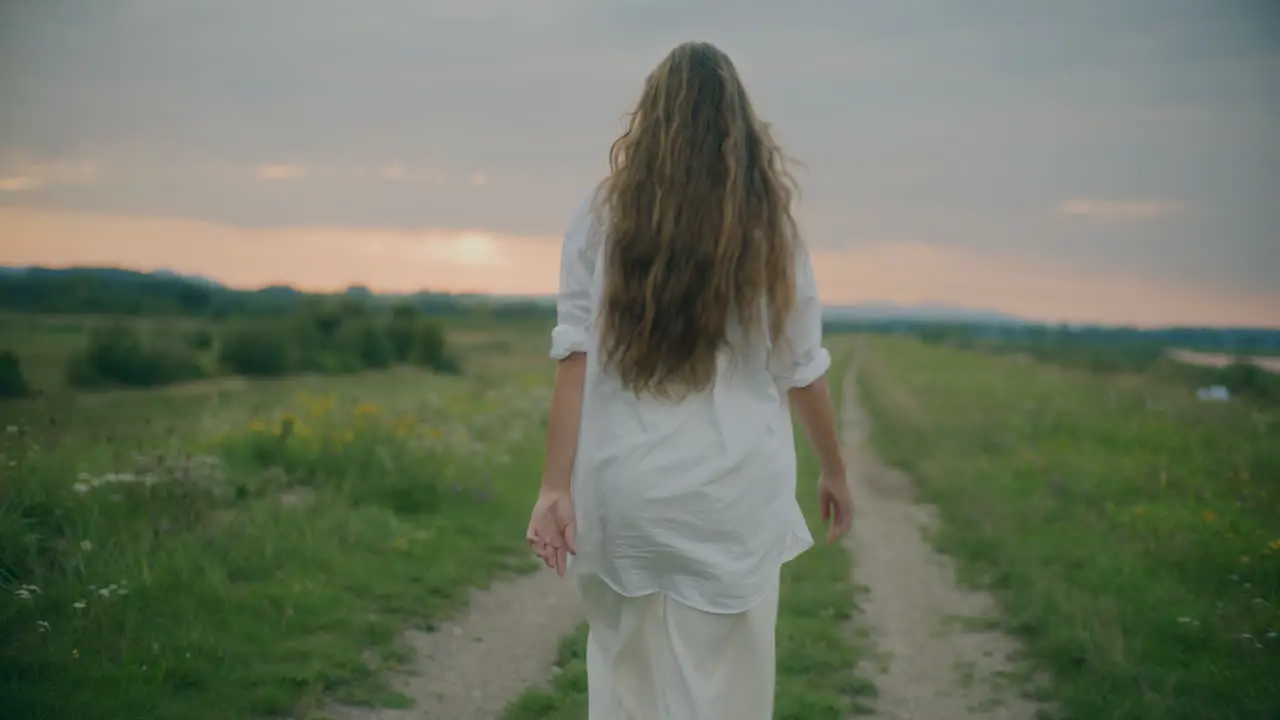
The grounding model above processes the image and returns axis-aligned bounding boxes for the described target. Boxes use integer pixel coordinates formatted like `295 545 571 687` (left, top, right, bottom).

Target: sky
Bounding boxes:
1 0 1278 327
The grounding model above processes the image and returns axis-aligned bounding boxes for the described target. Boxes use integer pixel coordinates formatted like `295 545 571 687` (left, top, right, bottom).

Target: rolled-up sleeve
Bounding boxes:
549 193 598 360
771 242 831 388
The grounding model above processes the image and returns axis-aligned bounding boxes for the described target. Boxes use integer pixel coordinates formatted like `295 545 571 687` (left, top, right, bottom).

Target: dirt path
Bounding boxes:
842 362 1045 720
324 567 580 720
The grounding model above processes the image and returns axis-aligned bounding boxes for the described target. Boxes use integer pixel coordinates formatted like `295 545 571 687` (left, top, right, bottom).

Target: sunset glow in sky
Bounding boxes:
1 1 1277 327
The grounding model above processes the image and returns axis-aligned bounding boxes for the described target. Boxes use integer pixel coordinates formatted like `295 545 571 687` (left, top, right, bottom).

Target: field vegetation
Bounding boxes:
860 337 1280 719
0 317 550 720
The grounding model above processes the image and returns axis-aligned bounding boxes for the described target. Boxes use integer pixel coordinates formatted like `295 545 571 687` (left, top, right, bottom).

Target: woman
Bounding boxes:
526 41 853 719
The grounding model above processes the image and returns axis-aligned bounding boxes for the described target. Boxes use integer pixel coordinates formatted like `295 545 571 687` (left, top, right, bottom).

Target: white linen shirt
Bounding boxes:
552 191 830 614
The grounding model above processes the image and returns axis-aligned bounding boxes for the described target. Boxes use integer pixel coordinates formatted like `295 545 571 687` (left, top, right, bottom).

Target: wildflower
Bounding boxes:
81 540 93 552
36 620 50 633
72 482 91 494
5 425 16 434
73 600 86 610
1269 539 1280 552
72 648 79 660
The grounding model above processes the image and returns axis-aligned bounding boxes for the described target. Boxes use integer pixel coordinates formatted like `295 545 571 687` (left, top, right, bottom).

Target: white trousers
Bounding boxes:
578 574 780 720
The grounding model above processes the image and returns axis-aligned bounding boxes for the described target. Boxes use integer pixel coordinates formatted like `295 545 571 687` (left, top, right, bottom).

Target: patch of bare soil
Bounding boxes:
321 568 580 720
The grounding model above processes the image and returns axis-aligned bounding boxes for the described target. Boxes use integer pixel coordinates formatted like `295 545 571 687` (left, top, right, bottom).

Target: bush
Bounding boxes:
67 323 206 388
0 349 28 398
185 326 215 351
218 321 297 377
1211 361 1279 403
337 318 393 370
411 321 448 369
215 307 457 379
387 304 420 362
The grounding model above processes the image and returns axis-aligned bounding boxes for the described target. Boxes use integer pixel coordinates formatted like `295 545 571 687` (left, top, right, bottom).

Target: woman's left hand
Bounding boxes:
526 488 576 577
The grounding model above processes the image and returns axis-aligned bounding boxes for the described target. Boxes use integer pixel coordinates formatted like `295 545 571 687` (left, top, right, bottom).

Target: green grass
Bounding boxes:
859 336 1280 720
504 345 875 719
1 331 553 720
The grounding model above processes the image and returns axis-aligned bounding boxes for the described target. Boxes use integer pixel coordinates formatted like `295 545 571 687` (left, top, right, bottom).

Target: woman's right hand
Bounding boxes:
526 488 577 577
818 470 853 543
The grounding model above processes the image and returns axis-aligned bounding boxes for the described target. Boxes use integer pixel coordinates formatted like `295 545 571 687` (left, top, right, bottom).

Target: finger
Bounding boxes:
835 499 854 538
555 547 567 577
827 500 847 543
563 521 577 555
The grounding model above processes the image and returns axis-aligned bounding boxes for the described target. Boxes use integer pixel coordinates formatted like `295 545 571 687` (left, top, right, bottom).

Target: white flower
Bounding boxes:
36 620 51 632
5 425 16 435
80 540 93 552
73 600 87 610
72 483 91 494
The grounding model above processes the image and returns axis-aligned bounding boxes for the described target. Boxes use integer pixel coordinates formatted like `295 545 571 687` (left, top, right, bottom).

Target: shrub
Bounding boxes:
185 326 215 351
0 349 28 398
67 323 206 388
1212 361 1279 403
387 304 420 362
338 318 393 370
218 321 296 377
411 321 448 369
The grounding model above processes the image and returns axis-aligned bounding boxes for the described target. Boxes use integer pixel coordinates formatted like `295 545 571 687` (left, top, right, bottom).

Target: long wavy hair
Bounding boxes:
598 41 801 399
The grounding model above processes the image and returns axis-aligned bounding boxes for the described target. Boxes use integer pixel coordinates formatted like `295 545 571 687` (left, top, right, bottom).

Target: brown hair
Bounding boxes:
598 41 800 399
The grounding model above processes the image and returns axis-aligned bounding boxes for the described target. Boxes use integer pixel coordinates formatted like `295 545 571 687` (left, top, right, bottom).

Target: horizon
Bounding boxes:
2 2 1278 328
9 261 1280 331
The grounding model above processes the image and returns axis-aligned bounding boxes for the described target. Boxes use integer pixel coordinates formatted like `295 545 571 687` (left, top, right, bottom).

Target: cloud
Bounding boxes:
1056 198 1183 220
0 156 100 191
255 164 307 181
0 176 40 192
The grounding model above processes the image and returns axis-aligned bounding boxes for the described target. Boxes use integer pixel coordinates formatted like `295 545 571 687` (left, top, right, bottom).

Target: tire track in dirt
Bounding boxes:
322 568 580 720
842 352 1047 720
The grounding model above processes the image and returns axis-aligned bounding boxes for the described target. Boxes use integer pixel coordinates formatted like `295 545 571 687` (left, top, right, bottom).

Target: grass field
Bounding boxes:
859 337 1280 720
0 322 554 720
503 344 875 720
